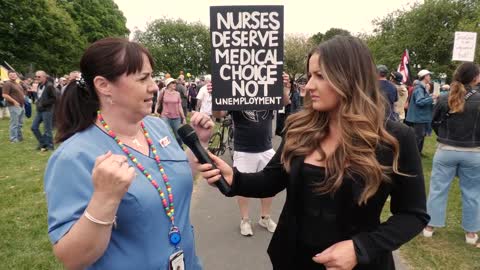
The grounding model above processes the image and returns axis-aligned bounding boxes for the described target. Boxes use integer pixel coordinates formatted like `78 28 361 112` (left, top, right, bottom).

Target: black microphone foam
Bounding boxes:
177 124 231 195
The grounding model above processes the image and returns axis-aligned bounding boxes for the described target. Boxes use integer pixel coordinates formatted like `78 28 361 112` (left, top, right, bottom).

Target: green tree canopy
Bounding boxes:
0 0 129 76
134 18 210 77
308 27 351 46
58 0 129 43
366 0 480 81
284 34 311 81
309 32 324 46
0 0 86 75
323 28 351 41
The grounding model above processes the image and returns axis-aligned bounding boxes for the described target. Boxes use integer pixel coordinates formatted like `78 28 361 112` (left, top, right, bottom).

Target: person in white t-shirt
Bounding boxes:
196 75 212 117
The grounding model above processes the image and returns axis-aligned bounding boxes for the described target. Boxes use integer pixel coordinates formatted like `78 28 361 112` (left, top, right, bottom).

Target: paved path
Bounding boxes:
190 123 409 269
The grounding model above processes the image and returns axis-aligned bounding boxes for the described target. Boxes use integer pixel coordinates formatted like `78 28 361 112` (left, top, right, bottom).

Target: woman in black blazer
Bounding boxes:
198 36 429 270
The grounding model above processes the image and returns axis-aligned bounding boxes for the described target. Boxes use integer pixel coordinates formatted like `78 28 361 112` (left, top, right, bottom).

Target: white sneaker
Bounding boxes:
240 219 253 236
422 228 433 238
465 233 478 245
258 216 277 233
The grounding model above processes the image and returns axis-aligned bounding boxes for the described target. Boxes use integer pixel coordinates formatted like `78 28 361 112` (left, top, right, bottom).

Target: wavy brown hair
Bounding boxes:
448 62 479 113
281 36 401 205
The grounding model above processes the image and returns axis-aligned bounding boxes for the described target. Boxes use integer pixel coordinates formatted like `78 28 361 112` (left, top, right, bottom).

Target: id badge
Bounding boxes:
169 250 185 270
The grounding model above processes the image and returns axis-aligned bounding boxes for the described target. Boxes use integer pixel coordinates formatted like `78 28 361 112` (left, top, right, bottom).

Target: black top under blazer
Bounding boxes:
225 120 430 270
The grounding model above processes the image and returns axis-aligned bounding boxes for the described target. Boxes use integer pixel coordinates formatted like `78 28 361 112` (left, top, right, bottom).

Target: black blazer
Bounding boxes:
226 121 429 270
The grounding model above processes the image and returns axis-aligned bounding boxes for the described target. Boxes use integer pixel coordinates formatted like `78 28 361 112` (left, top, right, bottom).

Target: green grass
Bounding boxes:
381 133 480 270
0 114 478 269
0 114 62 269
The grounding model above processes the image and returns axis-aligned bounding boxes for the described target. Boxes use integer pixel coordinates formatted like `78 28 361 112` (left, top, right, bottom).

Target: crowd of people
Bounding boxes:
2 34 479 269
376 62 480 249
1 69 82 150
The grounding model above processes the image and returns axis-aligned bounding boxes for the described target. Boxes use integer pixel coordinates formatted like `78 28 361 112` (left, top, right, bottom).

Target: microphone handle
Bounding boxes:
191 141 232 195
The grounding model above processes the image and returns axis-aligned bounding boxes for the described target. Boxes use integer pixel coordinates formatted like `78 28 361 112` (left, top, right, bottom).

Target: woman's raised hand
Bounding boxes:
91 151 136 203
189 112 214 145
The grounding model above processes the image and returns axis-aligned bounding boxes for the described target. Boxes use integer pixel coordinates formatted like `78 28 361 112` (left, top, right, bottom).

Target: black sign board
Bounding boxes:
210 6 284 110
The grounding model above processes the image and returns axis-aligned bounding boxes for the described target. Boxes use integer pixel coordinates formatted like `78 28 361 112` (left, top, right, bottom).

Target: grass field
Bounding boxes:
392 134 480 270
0 114 478 269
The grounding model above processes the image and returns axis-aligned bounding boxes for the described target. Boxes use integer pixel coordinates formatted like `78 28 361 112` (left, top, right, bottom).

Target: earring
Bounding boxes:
108 97 114 105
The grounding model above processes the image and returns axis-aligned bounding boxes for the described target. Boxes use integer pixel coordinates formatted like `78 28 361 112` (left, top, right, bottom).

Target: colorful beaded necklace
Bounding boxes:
97 111 181 247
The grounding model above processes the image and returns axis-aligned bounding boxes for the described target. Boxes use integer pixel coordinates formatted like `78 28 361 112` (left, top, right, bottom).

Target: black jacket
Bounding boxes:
432 86 480 147
226 121 429 270
37 81 57 112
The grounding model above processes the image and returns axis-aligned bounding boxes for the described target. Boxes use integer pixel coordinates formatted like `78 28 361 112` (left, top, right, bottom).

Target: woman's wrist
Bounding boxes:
84 210 116 226
87 192 120 222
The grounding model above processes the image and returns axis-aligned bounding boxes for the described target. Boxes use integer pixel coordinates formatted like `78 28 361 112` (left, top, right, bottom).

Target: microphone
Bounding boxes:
177 124 232 195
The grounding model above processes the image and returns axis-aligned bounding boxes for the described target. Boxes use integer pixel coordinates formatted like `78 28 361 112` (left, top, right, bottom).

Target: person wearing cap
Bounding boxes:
390 71 408 122
377 65 398 121
406 69 438 154
156 77 186 146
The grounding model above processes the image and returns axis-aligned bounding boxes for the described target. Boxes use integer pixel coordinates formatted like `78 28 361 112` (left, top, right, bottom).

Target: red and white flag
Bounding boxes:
397 49 411 85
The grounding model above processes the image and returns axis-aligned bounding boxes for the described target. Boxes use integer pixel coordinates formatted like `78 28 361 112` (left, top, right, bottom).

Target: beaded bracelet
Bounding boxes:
84 210 116 226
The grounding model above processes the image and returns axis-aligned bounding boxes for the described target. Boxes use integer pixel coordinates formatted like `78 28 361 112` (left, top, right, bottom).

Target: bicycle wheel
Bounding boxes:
208 132 224 156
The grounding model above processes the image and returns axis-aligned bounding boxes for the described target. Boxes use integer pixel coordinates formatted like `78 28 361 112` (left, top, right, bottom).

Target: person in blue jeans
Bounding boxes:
406 69 438 154
425 62 480 248
31 71 57 151
157 78 186 146
2 71 25 142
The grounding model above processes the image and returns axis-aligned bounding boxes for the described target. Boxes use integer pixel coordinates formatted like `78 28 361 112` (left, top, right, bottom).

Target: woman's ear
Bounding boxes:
93 76 112 97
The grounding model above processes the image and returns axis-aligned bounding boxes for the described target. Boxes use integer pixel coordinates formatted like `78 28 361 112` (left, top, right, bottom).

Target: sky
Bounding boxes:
114 0 422 36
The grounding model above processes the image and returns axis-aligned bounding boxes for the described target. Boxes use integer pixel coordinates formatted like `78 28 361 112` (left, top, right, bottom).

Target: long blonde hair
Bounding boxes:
448 63 479 113
281 36 400 205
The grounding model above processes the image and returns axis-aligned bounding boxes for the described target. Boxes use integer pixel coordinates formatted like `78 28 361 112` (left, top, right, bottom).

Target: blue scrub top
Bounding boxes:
44 116 202 270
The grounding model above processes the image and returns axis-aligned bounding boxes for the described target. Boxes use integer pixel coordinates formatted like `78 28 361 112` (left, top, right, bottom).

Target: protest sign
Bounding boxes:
210 6 284 110
452 32 477 62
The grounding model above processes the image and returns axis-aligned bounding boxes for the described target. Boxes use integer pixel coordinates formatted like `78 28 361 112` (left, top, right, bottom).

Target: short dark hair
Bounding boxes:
55 37 154 143
7 70 16 74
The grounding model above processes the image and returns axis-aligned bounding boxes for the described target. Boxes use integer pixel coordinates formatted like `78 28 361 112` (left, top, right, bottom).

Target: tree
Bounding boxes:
323 28 351 41
309 32 324 46
309 28 351 46
58 0 129 43
134 18 210 77
284 34 311 81
366 0 480 81
0 0 87 75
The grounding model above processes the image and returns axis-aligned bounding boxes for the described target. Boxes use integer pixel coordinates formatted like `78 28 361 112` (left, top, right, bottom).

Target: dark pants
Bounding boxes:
189 98 197 111
31 110 54 149
412 123 427 154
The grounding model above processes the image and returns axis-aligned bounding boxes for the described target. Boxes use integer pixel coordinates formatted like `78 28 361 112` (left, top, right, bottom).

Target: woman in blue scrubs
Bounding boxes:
44 38 212 270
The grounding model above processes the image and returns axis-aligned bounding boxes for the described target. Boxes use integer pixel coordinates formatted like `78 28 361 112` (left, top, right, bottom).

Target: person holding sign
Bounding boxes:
198 36 429 269
212 73 290 237
44 38 210 270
